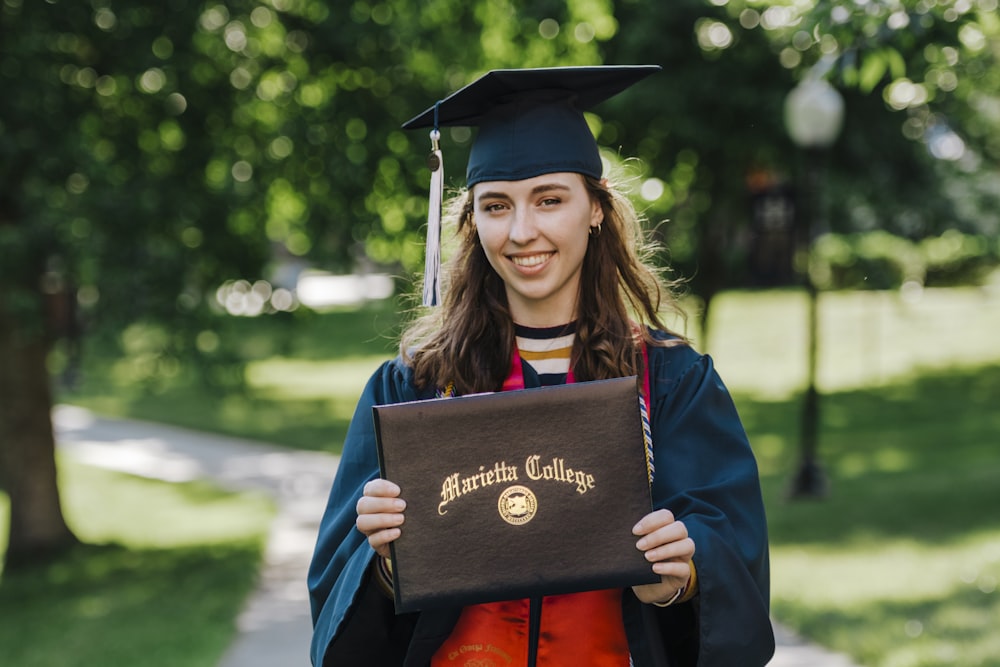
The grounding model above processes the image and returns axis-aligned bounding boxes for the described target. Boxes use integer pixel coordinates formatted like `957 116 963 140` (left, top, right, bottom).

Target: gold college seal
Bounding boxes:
497 485 537 525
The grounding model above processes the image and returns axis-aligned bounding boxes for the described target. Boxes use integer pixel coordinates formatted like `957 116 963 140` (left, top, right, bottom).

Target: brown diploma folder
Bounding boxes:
372 376 659 613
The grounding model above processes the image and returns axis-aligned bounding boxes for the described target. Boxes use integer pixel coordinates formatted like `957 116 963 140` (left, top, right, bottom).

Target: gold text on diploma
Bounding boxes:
437 456 595 515
524 455 595 494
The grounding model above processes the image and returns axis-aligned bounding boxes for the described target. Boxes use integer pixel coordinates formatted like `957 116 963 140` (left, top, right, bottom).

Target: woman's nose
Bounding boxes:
507 206 538 244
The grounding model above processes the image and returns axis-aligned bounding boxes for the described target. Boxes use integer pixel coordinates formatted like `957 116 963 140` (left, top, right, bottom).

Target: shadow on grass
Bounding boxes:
0 540 262 667
737 364 1000 546
218 300 404 361
773 577 1000 667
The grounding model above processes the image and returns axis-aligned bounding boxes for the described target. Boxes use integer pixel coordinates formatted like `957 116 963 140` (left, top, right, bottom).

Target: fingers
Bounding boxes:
644 538 696 576
356 492 405 517
355 498 406 535
632 508 675 536
631 509 695 604
633 509 696 570
357 521 401 559
355 479 406 559
363 478 402 499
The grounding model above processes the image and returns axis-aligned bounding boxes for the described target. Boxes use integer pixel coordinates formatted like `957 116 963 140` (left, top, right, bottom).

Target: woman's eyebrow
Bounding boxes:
530 183 572 195
476 183 572 203
475 190 511 203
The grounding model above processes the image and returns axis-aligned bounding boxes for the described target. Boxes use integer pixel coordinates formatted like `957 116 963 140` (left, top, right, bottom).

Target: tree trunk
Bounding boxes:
694 208 728 352
0 300 78 571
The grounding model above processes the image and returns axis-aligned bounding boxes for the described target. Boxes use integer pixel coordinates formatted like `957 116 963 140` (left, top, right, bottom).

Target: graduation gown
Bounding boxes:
308 336 775 666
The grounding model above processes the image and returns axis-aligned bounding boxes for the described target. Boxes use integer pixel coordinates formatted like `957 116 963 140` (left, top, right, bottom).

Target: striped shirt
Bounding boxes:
514 322 575 385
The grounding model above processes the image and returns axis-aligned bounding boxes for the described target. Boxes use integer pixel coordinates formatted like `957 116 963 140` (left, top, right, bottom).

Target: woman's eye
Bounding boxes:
540 198 561 206
484 203 505 213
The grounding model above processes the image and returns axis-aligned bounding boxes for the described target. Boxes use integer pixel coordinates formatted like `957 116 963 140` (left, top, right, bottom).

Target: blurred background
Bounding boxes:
1 1 998 666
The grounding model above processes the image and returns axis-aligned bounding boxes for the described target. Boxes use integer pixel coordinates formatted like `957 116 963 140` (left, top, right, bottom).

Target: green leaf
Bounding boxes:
858 51 888 93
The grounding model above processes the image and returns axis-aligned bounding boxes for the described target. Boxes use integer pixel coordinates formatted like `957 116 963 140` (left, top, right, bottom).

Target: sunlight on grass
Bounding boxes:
0 458 272 667
836 446 913 478
52 288 1000 666
772 535 1000 667
245 356 387 399
63 287 1000 452
60 457 274 547
707 287 1000 398
773 534 1000 606
748 361 1000 667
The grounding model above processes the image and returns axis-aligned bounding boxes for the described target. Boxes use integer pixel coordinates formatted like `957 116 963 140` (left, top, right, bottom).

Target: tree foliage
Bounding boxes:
740 0 1000 239
2 0 998 566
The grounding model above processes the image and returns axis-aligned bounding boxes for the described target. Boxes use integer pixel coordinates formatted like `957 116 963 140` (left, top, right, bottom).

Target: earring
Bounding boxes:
589 222 602 237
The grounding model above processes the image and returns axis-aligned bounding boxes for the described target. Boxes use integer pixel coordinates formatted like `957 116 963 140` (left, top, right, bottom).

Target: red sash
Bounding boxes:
431 348 640 667
431 591 629 666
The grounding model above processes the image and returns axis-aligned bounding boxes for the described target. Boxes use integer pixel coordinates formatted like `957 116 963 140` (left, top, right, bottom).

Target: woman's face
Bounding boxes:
473 172 603 327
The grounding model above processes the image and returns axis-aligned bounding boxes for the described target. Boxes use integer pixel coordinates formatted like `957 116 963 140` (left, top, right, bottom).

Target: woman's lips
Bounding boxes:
509 252 554 268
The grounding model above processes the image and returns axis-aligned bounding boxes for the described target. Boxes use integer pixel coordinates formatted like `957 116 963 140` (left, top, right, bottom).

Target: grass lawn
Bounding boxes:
744 366 1000 667
60 303 402 451
0 459 274 667
55 286 1000 666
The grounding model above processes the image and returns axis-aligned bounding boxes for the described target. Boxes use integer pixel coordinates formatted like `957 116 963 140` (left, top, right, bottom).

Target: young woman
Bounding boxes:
308 66 774 666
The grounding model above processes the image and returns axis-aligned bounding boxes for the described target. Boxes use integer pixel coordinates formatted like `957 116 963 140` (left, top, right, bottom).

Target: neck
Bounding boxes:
506 292 578 328
508 307 577 329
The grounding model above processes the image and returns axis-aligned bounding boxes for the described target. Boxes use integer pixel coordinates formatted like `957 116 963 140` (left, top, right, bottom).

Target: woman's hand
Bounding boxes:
631 508 695 605
355 479 406 559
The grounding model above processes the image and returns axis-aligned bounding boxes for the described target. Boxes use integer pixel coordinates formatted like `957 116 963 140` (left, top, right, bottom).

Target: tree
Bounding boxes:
0 0 271 569
740 0 1000 239
595 0 999 334
600 0 799 337
3 0 996 569
0 0 605 569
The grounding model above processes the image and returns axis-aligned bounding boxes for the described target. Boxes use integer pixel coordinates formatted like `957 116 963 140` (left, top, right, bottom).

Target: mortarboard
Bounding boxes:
403 65 662 306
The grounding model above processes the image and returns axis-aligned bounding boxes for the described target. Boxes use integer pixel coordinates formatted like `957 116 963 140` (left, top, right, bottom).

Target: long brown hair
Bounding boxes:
401 174 686 394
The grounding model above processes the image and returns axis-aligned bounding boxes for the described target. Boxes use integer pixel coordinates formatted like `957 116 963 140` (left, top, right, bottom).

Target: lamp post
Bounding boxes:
783 77 844 499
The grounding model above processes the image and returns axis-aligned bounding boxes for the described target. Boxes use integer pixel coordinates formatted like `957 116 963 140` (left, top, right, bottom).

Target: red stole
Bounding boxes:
431 349 633 667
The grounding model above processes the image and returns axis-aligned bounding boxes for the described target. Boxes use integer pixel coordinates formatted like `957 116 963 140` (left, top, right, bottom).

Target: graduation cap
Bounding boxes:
403 65 662 306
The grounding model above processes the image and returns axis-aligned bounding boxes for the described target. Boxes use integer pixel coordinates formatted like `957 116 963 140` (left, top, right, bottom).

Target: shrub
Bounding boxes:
811 231 925 290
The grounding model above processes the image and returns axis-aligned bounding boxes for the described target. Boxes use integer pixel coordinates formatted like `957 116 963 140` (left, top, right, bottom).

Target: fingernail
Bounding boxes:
635 538 647 551
394 499 406 511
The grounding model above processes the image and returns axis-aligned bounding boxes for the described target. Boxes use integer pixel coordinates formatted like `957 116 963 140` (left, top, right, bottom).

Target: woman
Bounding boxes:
309 65 774 666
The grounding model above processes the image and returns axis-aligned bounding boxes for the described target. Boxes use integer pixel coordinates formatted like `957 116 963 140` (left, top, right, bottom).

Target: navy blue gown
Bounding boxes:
308 336 775 666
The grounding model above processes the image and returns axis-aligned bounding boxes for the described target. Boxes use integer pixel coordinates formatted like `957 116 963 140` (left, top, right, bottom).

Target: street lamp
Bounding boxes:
783 77 844 499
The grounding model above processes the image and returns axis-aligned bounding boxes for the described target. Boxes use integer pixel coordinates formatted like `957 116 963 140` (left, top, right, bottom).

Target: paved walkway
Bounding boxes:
53 405 861 667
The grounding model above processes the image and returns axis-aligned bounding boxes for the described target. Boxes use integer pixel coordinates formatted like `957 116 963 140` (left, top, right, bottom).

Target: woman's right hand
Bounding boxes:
355 479 406 559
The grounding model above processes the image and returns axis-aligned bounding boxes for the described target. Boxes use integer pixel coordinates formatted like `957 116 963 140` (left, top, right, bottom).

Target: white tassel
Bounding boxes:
422 128 443 307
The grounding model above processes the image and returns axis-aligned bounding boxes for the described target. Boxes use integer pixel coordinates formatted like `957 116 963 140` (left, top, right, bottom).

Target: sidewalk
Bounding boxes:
53 405 861 667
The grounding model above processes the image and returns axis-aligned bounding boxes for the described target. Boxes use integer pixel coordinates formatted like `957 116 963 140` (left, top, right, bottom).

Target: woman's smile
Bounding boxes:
508 251 555 269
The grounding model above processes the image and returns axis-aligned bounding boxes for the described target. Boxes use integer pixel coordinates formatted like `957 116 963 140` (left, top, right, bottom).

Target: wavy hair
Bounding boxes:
401 174 687 394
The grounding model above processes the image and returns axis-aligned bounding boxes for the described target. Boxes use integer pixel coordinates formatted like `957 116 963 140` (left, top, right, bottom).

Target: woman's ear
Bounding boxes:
593 178 610 227
590 196 605 229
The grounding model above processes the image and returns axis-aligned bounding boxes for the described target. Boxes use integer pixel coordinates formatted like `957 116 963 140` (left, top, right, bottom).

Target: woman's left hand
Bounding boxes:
631 508 695 605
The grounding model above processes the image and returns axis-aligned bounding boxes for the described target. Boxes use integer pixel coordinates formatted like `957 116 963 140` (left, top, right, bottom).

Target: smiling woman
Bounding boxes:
308 66 775 667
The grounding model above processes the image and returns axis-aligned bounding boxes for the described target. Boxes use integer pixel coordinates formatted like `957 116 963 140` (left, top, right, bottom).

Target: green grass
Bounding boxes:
704 287 1000 397
62 287 1000 452
52 286 1000 666
742 366 1000 667
0 459 274 667
61 302 401 450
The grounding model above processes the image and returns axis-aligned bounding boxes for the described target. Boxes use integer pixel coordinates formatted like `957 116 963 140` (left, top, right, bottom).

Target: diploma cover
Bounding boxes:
372 376 659 613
